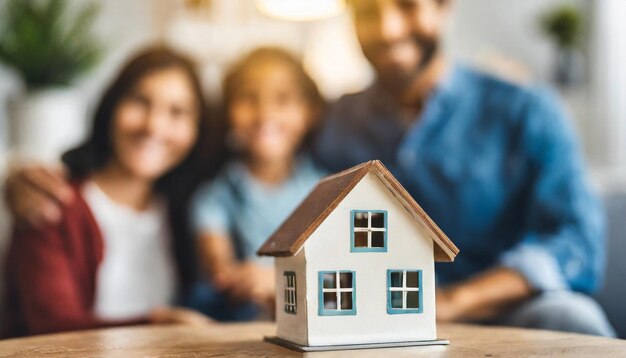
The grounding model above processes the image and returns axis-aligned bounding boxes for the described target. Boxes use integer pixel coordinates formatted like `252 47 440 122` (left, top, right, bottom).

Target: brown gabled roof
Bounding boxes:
257 160 459 262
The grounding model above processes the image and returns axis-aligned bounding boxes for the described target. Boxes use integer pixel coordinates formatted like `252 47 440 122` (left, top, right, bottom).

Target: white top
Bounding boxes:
82 181 177 320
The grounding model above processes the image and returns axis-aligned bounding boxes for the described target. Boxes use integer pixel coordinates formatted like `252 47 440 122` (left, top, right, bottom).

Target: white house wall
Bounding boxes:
275 251 308 345
303 173 437 346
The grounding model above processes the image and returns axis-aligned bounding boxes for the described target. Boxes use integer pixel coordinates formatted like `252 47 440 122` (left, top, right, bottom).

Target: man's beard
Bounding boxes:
377 35 439 94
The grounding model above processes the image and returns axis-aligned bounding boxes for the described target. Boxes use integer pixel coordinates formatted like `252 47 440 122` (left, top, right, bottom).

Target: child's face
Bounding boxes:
110 67 199 180
228 60 313 163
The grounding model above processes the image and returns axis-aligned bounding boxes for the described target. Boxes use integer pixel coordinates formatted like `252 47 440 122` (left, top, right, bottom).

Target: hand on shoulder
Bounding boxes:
4 163 73 228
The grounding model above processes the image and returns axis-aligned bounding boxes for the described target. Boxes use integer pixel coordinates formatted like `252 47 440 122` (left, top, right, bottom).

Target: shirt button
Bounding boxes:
399 150 416 167
565 259 582 278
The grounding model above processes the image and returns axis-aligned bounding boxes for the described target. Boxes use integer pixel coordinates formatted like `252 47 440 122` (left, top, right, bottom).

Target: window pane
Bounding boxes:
390 271 402 287
340 292 353 310
371 212 385 228
391 291 403 308
371 231 385 247
324 292 337 309
407 291 419 309
354 231 368 247
323 273 336 288
354 212 368 227
339 272 353 288
406 271 419 288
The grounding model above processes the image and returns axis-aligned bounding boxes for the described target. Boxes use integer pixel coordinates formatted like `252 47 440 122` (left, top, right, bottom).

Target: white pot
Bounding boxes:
7 88 88 164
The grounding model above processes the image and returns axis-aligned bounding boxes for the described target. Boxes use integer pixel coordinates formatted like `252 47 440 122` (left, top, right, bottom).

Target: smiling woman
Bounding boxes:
107 67 199 185
3 47 214 337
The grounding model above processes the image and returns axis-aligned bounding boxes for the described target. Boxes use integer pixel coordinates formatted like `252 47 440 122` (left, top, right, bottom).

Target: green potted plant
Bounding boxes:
0 0 101 162
540 4 584 86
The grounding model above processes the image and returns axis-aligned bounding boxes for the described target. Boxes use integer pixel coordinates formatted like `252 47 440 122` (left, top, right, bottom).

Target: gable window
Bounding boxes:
318 271 356 316
284 272 297 314
387 269 422 314
351 210 387 252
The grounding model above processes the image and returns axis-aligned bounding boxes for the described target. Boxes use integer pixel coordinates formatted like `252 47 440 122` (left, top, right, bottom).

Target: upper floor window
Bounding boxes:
351 210 387 252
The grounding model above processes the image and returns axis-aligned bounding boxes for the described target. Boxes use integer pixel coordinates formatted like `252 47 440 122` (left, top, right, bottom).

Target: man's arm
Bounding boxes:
436 267 532 322
437 89 605 322
497 89 606 294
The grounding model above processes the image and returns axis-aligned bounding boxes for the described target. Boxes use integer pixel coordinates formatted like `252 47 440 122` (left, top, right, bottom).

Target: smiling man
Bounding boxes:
314 0 614 335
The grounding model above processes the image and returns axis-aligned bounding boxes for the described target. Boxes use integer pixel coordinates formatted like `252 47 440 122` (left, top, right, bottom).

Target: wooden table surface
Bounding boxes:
0 322 624 357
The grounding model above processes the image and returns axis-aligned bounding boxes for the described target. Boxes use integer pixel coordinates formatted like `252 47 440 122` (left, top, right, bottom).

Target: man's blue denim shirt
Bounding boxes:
313 64 606 293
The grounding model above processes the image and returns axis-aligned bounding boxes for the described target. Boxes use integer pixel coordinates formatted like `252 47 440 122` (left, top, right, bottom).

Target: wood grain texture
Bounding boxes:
0 322 624 357
257 160 459 262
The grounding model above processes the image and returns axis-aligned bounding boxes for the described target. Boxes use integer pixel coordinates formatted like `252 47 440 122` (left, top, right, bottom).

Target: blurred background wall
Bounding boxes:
2 0 625 172
0 0 624 336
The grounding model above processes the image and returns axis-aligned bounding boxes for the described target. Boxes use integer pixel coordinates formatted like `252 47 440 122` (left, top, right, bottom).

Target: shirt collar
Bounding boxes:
363 62 468 123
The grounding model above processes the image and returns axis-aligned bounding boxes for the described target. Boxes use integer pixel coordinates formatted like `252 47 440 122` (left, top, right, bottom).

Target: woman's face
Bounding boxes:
228 59 313 164
111 67 199 181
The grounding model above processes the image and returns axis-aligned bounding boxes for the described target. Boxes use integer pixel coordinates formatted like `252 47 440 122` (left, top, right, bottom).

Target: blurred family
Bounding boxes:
3 0 615 338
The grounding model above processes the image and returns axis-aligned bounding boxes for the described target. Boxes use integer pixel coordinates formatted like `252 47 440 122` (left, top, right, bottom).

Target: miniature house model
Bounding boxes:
258 160 459 349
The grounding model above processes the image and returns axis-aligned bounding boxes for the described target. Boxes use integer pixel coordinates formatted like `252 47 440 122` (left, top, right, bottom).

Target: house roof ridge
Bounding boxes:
317 160 376 183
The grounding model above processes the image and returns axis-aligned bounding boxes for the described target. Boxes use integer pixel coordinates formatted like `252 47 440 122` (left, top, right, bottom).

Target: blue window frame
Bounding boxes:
351 210 388 252
318 271 356 316
284 271 297 314
387 269 423 314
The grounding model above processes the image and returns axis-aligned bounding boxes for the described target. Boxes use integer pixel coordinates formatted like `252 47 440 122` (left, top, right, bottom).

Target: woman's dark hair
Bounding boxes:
219 47 326 158
62 46 220 291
